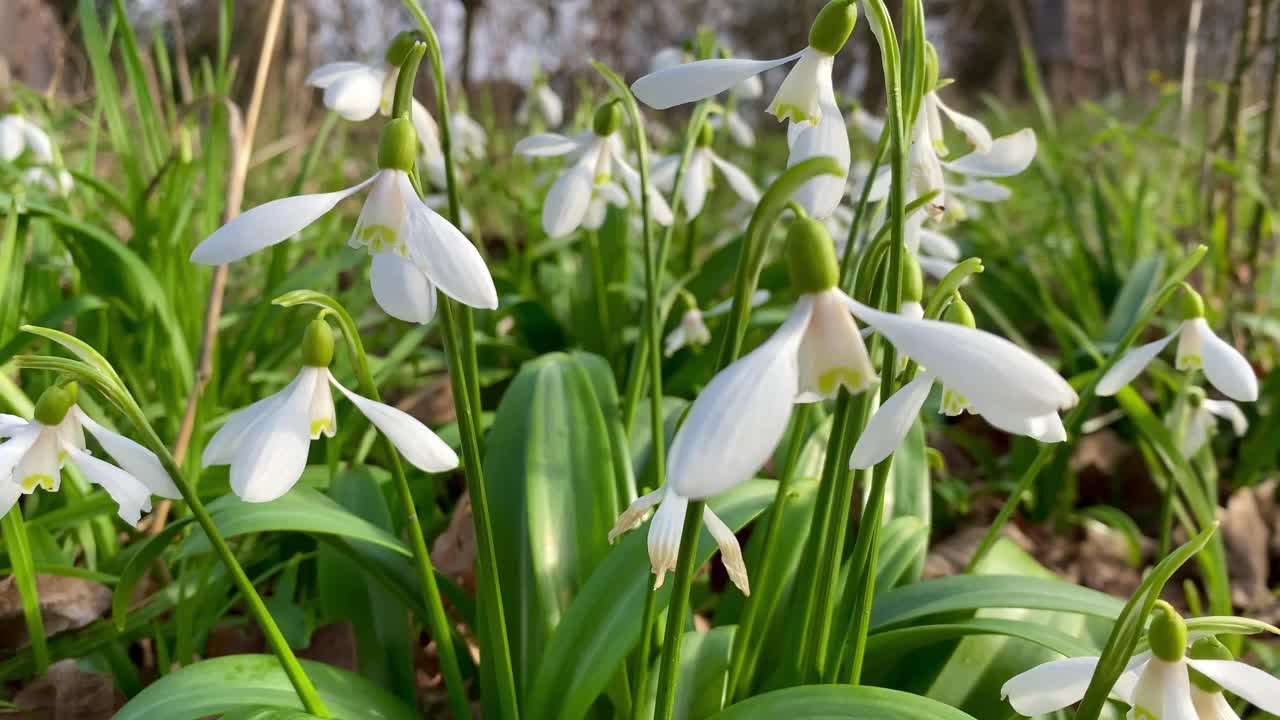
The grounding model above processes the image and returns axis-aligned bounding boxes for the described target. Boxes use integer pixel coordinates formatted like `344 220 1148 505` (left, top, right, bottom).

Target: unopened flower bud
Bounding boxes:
809 0 859 55
786 217 839 294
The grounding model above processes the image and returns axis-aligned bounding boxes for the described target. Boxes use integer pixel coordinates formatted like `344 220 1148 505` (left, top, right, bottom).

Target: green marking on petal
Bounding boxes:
21 474 56 492
818 367 874 395
768 103 818 125
356 224 399 254
941 387 969 416
1131 707 1156 720
310 419 333 438
594 173 611 186
1178 354 1203 371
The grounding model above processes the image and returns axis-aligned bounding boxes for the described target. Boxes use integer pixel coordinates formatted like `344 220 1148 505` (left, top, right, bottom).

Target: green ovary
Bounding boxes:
21 474 56 492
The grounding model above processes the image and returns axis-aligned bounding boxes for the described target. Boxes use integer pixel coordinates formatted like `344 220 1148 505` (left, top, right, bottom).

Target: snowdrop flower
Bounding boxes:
304 32 423 122
1097 289 1258 403
631 0 858 218
450 112 488 161
1178 395 1248 457
516 81 564 128
514 101 673 238
653 123 761 219
1 114 73 195
665 290 770 357
851 293 1068 470
0 383 179 526
190 117 496 324
1002 602 1280 719
203 319 458 503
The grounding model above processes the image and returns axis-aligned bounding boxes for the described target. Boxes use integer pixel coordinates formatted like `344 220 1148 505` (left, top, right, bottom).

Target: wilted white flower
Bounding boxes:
203 320 457 503
0 384 179 526
190 118 497 325
1097 294 1258 403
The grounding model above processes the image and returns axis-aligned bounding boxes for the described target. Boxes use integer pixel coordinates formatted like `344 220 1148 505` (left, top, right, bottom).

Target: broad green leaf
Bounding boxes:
113 655 419 720
1102 255 1164 344
179 486 410 558
526 479 776 720
483 352 625 697
713 685 978 719
884 419 930 582
638 626 735 720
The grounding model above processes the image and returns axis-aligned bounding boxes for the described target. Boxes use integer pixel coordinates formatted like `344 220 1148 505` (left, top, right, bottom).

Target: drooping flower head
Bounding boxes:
1001 602 1280 718
1178 392 1248 458
630 0 858 218
190 116 497 324
516 74 565 129
1098 286 1258 403
515 100 673 238
664 290 770 358
203 318 459 503
0 383 180 526
652 122 761 220
0 113 73 195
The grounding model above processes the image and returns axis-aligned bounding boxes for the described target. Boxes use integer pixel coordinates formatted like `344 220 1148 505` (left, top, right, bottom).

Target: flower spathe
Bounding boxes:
189 168 497 325
1097 317 1258 402
0 398 179 527
515 129 673 238
203 365 458 503
608 486 749 595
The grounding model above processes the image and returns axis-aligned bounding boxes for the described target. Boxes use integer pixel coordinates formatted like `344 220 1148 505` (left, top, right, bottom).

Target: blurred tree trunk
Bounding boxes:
460 0 484 96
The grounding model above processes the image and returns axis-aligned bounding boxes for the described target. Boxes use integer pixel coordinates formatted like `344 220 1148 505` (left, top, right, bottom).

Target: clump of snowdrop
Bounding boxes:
631 0 859 218
203 318 458 503
1098 286 1258 403
652 122 761 220
190 116 497 324
514 100 673 238
0 383 179 526
1002 602 1280 719
0 113 72 195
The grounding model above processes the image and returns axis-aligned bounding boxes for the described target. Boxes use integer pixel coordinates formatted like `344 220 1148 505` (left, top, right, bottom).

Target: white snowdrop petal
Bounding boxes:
943 128 1037 177
230 370 317 503
1198 690 1242 720
703 506 749 596
849 372 934 469
948 179 1012 202
1000 656 1101 716
543 151 596 238
1182 407 1214 457
19 122 54 163
305 62 372 89
75 409 180 499
648 491 688 588
400 174 498 310
788 98 851 219
735 72 764 100
663 325 689 358
724 110 756 147
918 228 961 260
323 69 385 121
666 299 813 499
514 133 583 158
0 414 26 438
0 425 42 479
797 289 878 401
68 448 152 527
0 478 20 518
709 153 762 204
0 116 24 161
1202 399 1248 436
329 372 458 473
768 48 833 125
935 98 994 153
1096 332 1179 396
650 155 680 191
202 375 300 467
190 175 377 265
609 486 666 543
1186 659 1280 715
14 429 60 493
370 252 438 324
682 151 711 218
845 294 1077 416
1198 322 1259 402
632 52 804 110
614 154 675 226
977 402 1067 443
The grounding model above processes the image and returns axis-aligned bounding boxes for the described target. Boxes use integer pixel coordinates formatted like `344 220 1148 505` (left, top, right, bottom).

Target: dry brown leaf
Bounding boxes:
0 574 110 652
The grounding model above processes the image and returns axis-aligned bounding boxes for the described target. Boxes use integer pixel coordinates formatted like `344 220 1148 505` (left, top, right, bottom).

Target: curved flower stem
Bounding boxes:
965 245 1209 572
273 292 470 720
584 228 616 366
392 14 521 717
1159 373 1195 557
